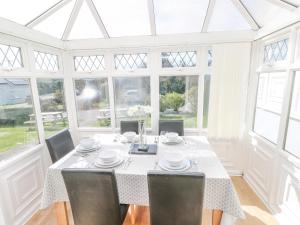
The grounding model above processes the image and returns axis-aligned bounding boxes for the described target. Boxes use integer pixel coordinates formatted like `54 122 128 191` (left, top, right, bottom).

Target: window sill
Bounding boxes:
0 144 44 170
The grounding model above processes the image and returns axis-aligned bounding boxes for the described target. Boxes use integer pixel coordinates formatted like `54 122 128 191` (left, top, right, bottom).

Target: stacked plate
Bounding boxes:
76 138 101 153
161 132 183 145
159 152 191 171
94 150 123 168
120 132 138 143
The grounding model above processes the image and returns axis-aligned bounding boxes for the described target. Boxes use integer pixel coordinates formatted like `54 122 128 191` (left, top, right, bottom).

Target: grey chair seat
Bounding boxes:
45 129 74 163
147 171 205 225
158 120 184 136
62 169 129 225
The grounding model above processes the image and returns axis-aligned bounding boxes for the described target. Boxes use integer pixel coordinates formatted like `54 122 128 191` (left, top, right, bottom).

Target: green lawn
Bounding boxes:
160 113 197 128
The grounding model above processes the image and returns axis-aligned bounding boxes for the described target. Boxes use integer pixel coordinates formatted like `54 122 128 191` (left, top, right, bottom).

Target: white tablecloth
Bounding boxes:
41 135 245 224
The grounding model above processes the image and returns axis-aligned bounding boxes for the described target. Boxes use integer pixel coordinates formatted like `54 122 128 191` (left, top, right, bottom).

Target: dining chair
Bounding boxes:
45 129 74 163
147 171 205 225
158 120 184 136
120 120 139 134
62 169 129 225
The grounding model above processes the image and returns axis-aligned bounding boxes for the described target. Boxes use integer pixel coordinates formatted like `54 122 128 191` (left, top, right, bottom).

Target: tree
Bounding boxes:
160 92 184 112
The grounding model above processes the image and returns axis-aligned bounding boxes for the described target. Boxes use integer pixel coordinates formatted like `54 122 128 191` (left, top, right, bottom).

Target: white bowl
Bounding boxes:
164 152 185 167
123 131 137 142
80 138 96 149
98 150 118 163
165 132 179 141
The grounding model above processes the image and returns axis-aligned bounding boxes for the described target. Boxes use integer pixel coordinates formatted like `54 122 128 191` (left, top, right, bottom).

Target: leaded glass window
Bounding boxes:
114 53 147 70
263 38 289 64
34 51 59 72
161 51 196 68
74 55 105 72
0 44 22 70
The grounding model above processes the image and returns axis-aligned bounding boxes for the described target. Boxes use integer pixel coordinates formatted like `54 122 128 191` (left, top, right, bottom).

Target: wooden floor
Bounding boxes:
26 177 279 225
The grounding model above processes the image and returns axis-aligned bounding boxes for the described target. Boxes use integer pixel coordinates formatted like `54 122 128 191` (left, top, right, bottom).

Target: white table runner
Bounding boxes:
41 135 244 223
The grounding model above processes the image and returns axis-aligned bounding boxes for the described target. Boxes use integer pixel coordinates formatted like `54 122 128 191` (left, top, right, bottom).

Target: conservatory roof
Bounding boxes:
0 0 299 40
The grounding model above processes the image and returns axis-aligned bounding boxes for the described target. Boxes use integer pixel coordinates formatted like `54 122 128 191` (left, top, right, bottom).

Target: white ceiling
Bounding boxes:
0 0 299 40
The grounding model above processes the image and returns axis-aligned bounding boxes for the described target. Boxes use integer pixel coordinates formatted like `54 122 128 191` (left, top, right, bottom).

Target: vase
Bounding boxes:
138 120 148 150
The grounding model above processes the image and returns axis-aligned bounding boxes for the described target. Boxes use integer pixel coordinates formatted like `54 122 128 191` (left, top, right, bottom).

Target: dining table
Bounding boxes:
40 134 245 225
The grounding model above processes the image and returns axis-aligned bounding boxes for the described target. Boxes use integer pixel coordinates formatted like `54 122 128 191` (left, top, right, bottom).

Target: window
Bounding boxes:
263 38 289 64
114 53 147 70
285 71 300 158
34 51 59 72
208 50 212 67
253 72 287 143
161 51 196 68
74 78 110 127
159 76 198 128
203 75 211 128
74 55 105 72
0 78 39 153
0 43 22 70
113 77 151 127
37 79 68 137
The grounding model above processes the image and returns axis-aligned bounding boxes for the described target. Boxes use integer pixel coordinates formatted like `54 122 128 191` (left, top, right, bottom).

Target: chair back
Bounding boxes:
120 120 139 134
147 171 205 225
62 169 124 225
158 120 184 136
45 129 74 163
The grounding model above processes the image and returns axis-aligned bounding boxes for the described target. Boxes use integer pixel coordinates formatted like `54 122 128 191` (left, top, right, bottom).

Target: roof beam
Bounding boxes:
230 0 260 30
147 0 156 35
62 0 84 40
26 0 72 28
202 0 216 32
86 0 109 38
264 0 298 11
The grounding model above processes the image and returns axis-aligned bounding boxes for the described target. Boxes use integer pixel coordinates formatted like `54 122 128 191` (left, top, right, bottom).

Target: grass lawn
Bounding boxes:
160 113 197 128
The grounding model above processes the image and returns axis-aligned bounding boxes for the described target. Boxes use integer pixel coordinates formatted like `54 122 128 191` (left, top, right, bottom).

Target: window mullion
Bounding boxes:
106 53 116 131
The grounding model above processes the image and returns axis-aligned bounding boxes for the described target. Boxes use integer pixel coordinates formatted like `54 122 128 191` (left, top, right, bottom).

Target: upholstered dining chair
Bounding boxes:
45 129 74 163
158 120 184 136
120 120 139 134
62 169 129 225
147 171 205 225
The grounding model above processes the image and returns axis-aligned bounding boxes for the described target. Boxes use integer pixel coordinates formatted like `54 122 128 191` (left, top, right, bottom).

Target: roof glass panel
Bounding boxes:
241 0 294 27
93 0 150 37
154 0 209 34
33 0 75 39
208 0 250 31
0 0 59 25
69 0 103 40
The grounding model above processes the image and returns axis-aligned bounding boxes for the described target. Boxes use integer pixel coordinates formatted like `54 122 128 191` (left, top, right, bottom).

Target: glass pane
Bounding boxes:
37 79 68 137
154 0 209 34
0 78 39 154
159 76 198 128
208 0 250 31
285 71 300 158
93 0 150 37
34 51 59 72
74 78 110 127
263 39 289 64
161 51 196 68
34 0 75 39
69 0 104 40
74 55 105 72
0 43 23 70
113 77 151 127
208 50 212 67
114 53 147 70
253 72 287 143
0 0 59 25
203 75 211 128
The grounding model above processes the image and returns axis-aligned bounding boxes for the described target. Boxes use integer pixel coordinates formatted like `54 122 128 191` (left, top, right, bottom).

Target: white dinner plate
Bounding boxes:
159 159 191 171
94 156 124 168
161 136 183 145
76 144 100 153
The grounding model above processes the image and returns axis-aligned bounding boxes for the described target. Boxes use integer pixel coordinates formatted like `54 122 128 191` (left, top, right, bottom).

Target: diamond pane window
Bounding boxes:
0 44 23 70
34 51 59 72
161 51 196 68
114 54 147 70
263 38 289 64
74 55 105 72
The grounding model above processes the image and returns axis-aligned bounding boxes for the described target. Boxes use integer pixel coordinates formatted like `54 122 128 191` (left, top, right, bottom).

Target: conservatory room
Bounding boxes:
0 0 300 225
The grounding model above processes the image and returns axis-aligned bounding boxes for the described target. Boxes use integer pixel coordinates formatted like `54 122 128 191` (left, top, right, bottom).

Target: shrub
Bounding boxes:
160 92 184 112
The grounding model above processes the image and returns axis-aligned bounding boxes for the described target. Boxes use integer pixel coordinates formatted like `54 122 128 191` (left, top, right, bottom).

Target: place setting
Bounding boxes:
74 138 101 156
93 149 125 169
156 152 192 172
160 132 184 145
